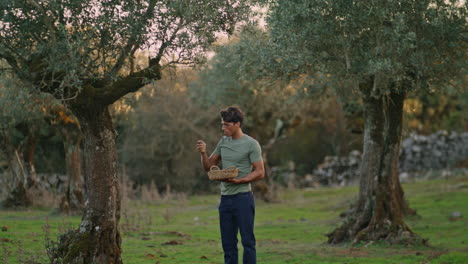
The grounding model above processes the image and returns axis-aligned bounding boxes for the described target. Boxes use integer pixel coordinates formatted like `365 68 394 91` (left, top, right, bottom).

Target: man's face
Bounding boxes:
221 119 240 136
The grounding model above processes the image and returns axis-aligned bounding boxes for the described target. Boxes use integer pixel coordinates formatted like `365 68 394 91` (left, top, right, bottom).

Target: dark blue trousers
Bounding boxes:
219 192 256 264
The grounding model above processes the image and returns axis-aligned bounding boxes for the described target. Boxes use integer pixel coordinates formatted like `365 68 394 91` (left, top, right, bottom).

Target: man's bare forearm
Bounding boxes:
200 152 212 171
233 168 265 184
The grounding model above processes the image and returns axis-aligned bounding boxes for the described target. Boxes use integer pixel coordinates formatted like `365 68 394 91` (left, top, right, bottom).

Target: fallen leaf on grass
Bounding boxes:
167 231 189 237
145 253 157 259
200 256 208 260
162 240 183 245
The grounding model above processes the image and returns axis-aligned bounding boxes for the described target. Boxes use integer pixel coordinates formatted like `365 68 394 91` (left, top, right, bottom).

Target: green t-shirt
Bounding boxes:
213 135 263 195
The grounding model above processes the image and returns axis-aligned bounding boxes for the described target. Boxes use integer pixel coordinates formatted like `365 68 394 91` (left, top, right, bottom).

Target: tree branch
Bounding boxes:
25 0 57 42
0 52 23 78
155 20 184 63
107 0 158 79
97 61 162 106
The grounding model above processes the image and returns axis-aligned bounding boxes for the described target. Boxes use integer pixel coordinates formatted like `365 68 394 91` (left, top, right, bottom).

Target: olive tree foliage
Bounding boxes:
266 0 467 244
0 77 42 146
267 0 466 93
1 0 260 262
0 0 254 100
192 26 310 144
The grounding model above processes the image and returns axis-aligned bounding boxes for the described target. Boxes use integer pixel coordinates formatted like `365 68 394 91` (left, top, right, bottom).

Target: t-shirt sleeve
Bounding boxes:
249 140 263 163
213 138 223 156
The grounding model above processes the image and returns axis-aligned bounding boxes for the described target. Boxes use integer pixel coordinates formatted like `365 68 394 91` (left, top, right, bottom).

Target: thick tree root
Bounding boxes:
2 181 32 208
48 225 122 264
59 188 85 215
328 214 428 246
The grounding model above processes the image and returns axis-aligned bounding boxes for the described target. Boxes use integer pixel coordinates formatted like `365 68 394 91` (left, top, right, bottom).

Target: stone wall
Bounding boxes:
310 150 361 186
310 131 468 186
399 131 468 172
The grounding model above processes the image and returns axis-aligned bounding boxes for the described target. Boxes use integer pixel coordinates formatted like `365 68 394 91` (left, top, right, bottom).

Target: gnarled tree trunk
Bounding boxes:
49 56 160 264
2 147 32 208
2 130 37 208
60 137 84 214
327 84 423 245
327 86 385 243
386 91 417 216
366 89 417 243
251 118 292 203
23 133 38 188
52 107 122 264
252 150 277 202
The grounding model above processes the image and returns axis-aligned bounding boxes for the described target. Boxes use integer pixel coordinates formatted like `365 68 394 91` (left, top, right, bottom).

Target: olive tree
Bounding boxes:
0 74 45 206
0 70 84 211
0 0 257 262
267 0 466 244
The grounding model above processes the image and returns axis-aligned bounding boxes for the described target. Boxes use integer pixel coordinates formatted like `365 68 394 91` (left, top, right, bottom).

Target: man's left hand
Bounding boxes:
220 178 243 184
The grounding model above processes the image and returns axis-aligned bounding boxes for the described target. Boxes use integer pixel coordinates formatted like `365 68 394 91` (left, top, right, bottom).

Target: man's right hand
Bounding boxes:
198 140 221 171
196 140 207 154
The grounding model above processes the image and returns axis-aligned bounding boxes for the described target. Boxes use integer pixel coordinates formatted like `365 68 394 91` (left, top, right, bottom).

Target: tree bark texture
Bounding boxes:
2 148 32 208
252 151 277 202
385 91 417 216
53 107 122 264
23 133 38 188
250 118 289 203
1 130 37 208
60 137 84 214
327 85 423 245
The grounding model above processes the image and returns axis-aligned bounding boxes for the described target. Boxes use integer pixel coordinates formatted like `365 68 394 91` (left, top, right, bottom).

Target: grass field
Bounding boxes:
1 174 467 264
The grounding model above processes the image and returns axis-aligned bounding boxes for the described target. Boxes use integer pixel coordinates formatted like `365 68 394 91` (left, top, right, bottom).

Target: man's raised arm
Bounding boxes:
196 140 221 172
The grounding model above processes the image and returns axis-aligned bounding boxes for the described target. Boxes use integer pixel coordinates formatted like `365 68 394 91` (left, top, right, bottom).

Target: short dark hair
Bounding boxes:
220 106 244 126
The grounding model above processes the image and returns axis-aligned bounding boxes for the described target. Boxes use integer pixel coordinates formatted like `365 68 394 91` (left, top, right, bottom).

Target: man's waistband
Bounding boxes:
221 191 252 198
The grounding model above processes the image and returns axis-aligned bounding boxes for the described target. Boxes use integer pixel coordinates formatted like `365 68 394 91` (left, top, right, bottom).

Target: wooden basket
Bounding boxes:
208 165 238 180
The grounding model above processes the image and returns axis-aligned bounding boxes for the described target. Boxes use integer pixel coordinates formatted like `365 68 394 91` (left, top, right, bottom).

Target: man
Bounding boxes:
196 106 264 264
